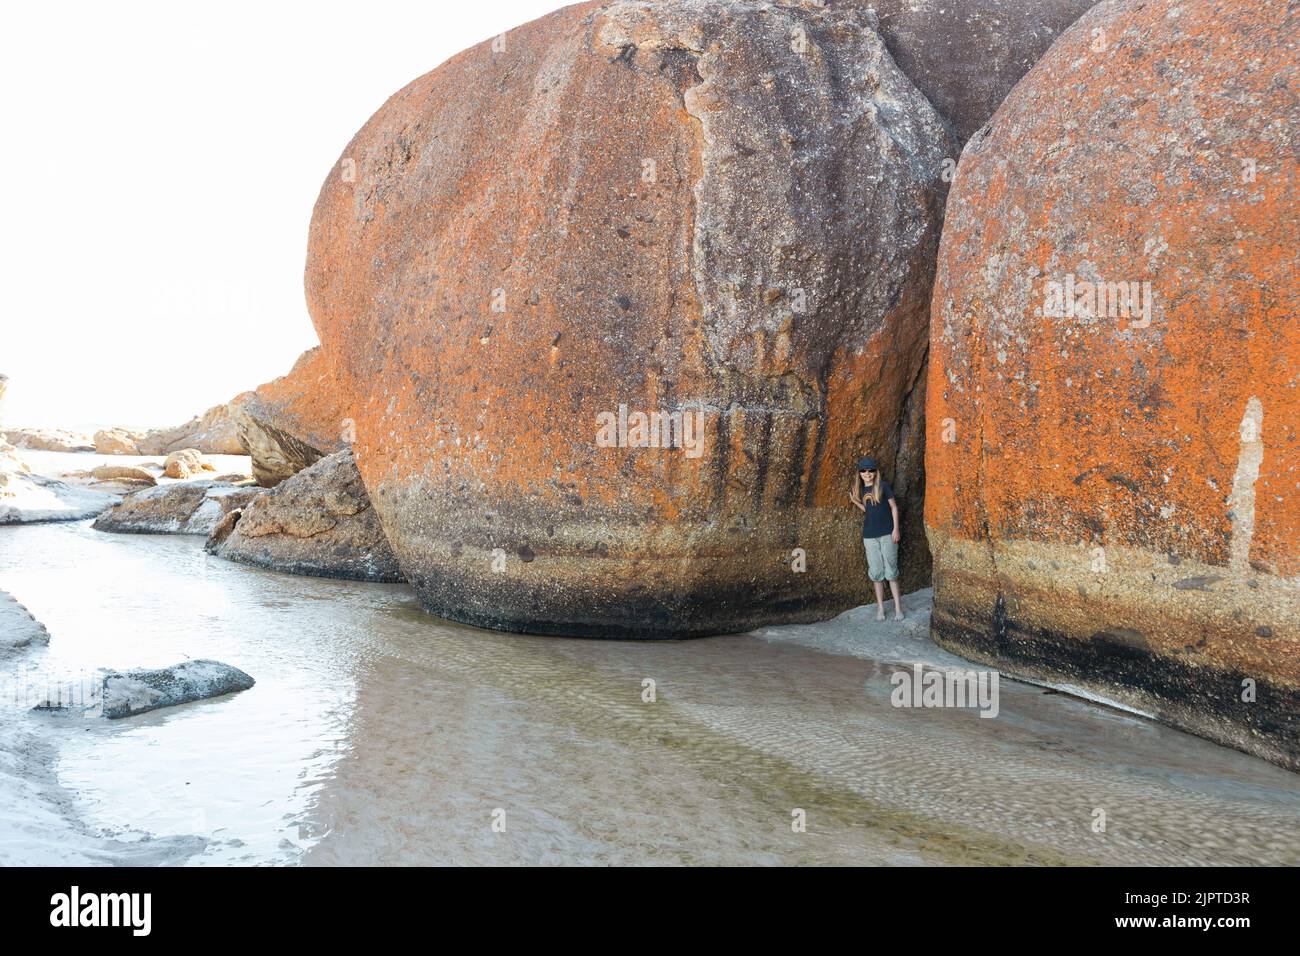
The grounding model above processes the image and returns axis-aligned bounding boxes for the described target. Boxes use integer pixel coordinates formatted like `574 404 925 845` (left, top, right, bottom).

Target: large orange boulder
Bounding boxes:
927 0 1298 768
307 0 950 636
233 347 349 486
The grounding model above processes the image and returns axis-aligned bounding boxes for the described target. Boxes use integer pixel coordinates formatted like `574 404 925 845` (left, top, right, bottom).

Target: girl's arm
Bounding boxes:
889 498 901 542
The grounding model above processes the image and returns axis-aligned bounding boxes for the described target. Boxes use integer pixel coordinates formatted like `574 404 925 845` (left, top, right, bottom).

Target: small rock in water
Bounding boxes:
34 659 254 718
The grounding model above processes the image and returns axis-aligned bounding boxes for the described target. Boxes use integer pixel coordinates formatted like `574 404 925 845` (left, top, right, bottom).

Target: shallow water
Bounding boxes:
2 518 1299 865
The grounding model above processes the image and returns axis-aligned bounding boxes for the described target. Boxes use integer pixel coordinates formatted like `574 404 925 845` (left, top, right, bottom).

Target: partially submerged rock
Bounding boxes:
233 347 349 487
306 0 949 636
205 449 403 582
1 590 51 655
35 659 254 719
92 481 263 535
162 448 216 479
926 0 1299 769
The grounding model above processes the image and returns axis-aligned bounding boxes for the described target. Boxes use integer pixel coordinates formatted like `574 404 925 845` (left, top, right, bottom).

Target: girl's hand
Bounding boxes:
892 529 901 543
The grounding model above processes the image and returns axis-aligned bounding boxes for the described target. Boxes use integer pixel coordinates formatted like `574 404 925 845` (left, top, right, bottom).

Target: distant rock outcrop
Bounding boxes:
2 428 93 453
93 427 146 456
136 401 248 457
206 449 403 582
926 0 1298 769
233 348 349 487
92 481 263 535
306 0 949 636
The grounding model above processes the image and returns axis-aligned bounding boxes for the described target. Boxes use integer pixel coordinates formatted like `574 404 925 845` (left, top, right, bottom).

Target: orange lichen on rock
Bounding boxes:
307 0 951 636
926 0 1299 768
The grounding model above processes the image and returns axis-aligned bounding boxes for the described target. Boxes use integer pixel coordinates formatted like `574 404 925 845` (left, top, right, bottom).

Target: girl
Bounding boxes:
848 456 903 621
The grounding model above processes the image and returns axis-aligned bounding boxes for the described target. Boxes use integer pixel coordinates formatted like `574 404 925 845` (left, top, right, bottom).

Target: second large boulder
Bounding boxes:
926 0 1298 768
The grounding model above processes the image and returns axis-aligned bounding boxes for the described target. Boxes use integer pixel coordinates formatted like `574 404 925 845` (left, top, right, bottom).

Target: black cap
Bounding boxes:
857 457 878 471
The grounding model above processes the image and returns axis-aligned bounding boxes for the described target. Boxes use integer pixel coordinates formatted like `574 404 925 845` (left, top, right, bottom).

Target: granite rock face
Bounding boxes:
307 0 949 636
832 0 1100 145
926 0 1299 769
233 348 349 487
92 481 264 536
206 449 403 582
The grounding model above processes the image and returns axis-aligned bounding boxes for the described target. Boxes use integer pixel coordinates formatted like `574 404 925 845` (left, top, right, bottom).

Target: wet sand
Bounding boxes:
1 517 1297 865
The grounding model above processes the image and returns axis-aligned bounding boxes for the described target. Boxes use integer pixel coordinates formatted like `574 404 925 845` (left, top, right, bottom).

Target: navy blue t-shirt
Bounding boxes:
860 479 896 538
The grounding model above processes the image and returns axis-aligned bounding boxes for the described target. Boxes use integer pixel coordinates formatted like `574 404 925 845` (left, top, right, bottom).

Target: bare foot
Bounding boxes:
894 612 905 621
875 608 886 622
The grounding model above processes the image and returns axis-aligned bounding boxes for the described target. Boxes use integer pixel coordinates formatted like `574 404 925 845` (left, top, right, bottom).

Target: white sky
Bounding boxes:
1 0 565 430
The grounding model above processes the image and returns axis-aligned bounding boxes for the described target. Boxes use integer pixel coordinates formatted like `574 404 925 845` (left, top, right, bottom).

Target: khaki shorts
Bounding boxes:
863 534 899 582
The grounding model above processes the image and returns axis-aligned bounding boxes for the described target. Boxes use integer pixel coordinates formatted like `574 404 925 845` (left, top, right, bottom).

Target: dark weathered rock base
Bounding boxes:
931 592 1300 773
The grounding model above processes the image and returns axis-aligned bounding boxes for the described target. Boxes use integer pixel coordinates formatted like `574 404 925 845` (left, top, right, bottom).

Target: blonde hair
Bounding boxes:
857 469 883 505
